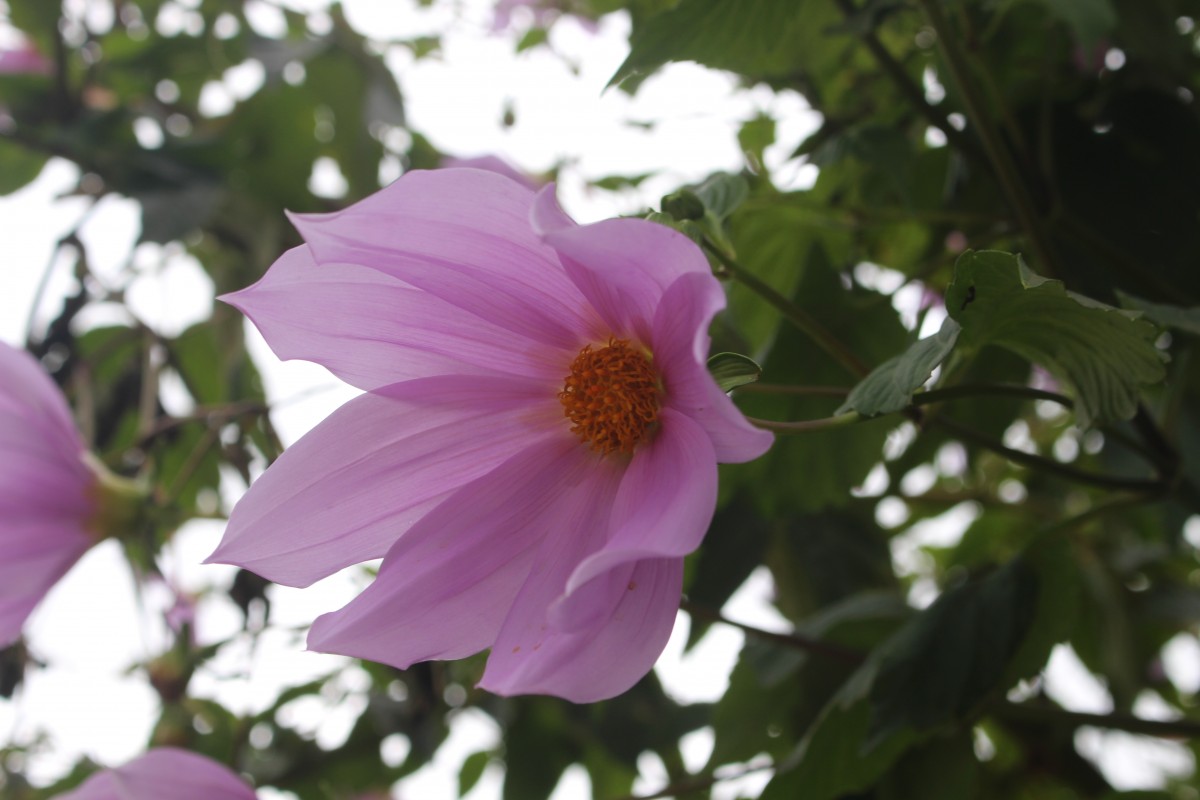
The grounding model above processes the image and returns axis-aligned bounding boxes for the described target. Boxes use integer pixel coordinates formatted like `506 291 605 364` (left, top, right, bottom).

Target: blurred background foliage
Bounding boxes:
3 0 1200 798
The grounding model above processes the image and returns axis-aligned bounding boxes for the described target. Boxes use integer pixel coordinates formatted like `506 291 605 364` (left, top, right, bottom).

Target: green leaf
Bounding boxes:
759 663 918 800
738 113 776 173
515 27 550 53
610 0 826 87
868 536 1079 747
0 136 48 195
707 352 762 392
836 319 960 417
458 751 491 797
945 251 1166 427
763 538 1078 800
690 172 749 222
1036 0 1117 49
1116 291 1200 336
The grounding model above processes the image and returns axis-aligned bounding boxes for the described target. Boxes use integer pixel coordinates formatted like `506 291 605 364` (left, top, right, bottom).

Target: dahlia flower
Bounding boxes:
0 344 99 646
210 168 772 702
51 748 256 800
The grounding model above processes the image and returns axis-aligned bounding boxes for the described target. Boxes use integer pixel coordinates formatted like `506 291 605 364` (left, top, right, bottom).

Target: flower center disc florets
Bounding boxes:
559 337 661 455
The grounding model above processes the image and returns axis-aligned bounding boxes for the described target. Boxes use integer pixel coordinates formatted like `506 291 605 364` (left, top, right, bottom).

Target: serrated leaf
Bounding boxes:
837 319 960 416
609 0 818 88
707 352 762 392
945 251 1165 427
690 172 749 221
867 536 1078 747
1116 291 1200 336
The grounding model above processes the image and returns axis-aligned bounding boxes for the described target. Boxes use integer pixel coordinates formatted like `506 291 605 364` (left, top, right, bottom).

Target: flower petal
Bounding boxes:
0 517 92 647
207 376 563 587
480 553 683 703
290 169 602 351
654 272 774 462
51 747 256 800
307 438 621 667
0 344 87 468
550 408 716 632
223 246 567 391
531 186 711 342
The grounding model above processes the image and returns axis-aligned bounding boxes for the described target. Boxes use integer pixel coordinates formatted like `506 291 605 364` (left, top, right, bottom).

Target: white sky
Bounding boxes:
0 0 1195 797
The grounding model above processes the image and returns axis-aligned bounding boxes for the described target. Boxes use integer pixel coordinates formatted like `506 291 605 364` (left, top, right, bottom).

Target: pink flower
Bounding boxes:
51 748 256 800
0 343 98 647
209 168 772 702
441 154 542 190
491 0 598 33
0 40 52 75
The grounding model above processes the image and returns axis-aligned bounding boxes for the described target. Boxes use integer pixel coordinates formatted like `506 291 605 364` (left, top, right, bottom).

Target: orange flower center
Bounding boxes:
559 338 661 455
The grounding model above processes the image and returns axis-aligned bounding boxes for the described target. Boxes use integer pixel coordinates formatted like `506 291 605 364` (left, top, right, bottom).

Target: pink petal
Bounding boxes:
289 169 603 351
307 438 621 666
480 550 683 703
207 376 563 587
654 272 774 462
0 517 92 647
531 186 711 343
223 246 568 392
51 747 256 800
440 155 540 190
0 344 88 467
549 408 716 632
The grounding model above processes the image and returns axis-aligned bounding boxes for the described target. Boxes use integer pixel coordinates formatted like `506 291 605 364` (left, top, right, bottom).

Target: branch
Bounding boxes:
701 238 870 379
934 417 1165 493
916 0 1059 276
834 0 985 163
996 701 1200 740
680 600 865 665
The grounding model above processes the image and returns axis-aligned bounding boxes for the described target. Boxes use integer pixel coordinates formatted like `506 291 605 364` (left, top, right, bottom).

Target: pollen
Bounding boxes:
559 338 661 455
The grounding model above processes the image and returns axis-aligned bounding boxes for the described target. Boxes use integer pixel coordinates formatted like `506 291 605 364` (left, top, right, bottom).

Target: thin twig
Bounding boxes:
917 0 1058 276
995 701 1200 740
934 417 1165 493
680 600 865 665
834 0 985 164
701 238 870 379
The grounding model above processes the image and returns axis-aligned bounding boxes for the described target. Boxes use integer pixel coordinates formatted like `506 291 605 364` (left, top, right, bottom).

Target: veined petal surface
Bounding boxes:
308 438 621 666
0 517 93 646
224 246 567 391
290 169 603 351
532 185 711 343
0 343 95 647
208 375 562 587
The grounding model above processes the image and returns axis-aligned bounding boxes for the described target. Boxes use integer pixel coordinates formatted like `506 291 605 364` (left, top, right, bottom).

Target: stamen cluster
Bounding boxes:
559 338 661 455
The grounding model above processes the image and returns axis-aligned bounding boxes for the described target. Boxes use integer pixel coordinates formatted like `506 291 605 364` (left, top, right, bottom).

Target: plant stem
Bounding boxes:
681 600 865 665
917 0 1058 276
748 412 863 435
701 238 870 378
934 417 1164 493
737 383 851 397
834 0 985 164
